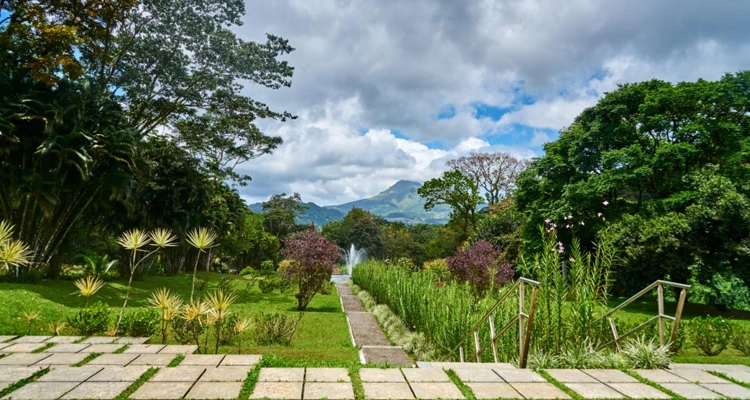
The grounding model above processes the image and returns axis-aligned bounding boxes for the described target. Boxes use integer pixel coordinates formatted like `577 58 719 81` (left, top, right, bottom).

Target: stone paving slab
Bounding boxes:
34 352 89 366
123 344 165 354
88 365 151 382
0 336 16 343
250 382 303 399
304 382 356 399
0 366 45 381
220 354 262 366
510 382 571 399
667 368 730 383
635 369 689 383
360 368 406 382
402 368 450 382
719 370 750 383
581 369 638 383
129 353 177 366
186 381 244 399
336 284 353 296
702 364 750 374
545 369 599 383
660 383 723 399
130 381 193 399
150 365 205 381
702 382 750 399
60 381 131 400
608 383 671 399
46 336 82 344
200 366 252 382
347 312 390 346
0 382 11 392
410 382 465 399
258 367 305 382
466 382 523 399
82 343 123 353
38 365 103 382
431 362 516 370
44 343 90 353
0 343 46 353
495 368 546 383
9 335 50 344
115 336 151 344
0 381 78 399
306 367 350 382
80 336 117 344
159 344 199 354
452 368 502 382
341 295 366 312
0 344 10 351
0 353 51 366
361 346 412 367
88 353 138 366
362 382 415 399
564 383 626 399
180 354 224 366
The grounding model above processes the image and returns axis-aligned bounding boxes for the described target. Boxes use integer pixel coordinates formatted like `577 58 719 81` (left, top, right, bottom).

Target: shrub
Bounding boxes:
319 281 334 295
120 309 159 337
258 276 289 294
422 259 449 281
255 312 303 345
447 240 513 297
622 336 671 369
68 301 111 335
260 260 275 272
280 228 342 311
688 316 734 356
172 314 205 347
731 325 750 356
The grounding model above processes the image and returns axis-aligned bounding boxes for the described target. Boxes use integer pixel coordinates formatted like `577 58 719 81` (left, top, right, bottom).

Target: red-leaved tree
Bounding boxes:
281 228 342 310
447 240 513 297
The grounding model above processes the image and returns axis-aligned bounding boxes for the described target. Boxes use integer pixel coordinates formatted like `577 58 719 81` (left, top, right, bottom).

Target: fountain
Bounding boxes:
343 243 366 275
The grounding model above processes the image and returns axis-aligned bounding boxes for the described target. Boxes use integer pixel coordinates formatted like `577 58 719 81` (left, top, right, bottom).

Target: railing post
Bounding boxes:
474 331 482 362
459 346 465 363
518 281 525 357
489 316 499 363
670 288 687 346
608 317 621 352
657 282 665 346
519 285 538 368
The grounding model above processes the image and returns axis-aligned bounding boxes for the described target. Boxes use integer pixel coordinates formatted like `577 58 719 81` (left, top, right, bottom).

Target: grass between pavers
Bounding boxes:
72 352 101 366
167 354 185 367
0 272 358 363
113 344 128 353
535 369 583 400
349 366 365 400
113 367 158 400
0 367 49 398
707 371 750 390
31 342 54 353
624 369 686 399
445 369 477 400
238 363 262 400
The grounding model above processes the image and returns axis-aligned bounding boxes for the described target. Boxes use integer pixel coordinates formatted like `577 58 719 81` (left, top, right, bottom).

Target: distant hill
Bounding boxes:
249 180 451 226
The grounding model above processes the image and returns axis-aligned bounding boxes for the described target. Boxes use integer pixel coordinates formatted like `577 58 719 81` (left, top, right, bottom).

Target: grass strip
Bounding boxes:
707 371 750 390
446 369 477 400
623 370 685 399
31 342 54 353
238 363 263 400
114 367 158 400
113 344 128 354
535 369 583 400
167 354 184 367
72 352 101 366
349 365 365 400
0 367 49 398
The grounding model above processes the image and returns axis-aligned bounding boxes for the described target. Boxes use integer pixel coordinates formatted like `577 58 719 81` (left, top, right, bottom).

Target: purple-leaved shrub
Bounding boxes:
447 240 513 296
281 227 342 310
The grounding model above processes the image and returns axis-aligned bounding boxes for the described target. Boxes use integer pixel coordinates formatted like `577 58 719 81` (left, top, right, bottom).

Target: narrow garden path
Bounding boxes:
335 283 413 366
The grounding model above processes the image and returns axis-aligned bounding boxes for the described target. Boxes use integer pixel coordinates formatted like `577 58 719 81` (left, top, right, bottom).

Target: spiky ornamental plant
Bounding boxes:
149 288 183 344
234 318 251 354
115 228 177 330
205 289 237 353
182 300 210 352
186 227 218 302
74 275 105 308
0 221 33 278
23 310 39 334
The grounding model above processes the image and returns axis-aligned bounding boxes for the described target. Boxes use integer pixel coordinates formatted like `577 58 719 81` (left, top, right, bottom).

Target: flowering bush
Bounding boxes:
447 240 513 296
281 228 342 310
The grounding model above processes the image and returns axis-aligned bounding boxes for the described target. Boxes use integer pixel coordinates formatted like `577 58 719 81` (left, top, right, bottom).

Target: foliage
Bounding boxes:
148 288 183 344
622 336 671 369
447 240 513 297
418 170 483 239
186 227 218 301
422 259 450 282
254 312 303 345
68 301 110 335
258 276 289 294
120 309 160 337
731 325 750 356
0 222 33 277
471 198 526 265
447 152 529 207
280 228 342 311
691 273 750 311
205 288 238 353
688 316 734 356
80 254 118 277
262 193 308 239
334 208 384 259
73 276 105 307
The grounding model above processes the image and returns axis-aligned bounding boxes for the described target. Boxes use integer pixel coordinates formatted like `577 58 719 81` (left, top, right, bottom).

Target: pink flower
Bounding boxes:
567 215 573 219
544 219 551 224
565 224 570 228
580 221 585 226
603 201 609 206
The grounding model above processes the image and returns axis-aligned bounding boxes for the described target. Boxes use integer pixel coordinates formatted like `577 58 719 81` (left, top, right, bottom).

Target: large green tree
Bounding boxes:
516 72 750 293
418 170 483 240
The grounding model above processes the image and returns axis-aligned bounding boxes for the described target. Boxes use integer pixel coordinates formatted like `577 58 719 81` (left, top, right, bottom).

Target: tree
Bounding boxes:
418 170 483 239
336 208 383 259
262 193 308 239
280 228 342 311
447 152 529 208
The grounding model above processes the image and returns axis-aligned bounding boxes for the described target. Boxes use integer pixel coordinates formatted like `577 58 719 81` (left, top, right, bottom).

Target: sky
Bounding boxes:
232 0 750 206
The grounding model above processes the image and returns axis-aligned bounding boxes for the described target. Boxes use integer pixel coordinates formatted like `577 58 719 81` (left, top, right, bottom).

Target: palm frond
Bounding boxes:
116 229 150 250
186 227 218 251
149 228 178 248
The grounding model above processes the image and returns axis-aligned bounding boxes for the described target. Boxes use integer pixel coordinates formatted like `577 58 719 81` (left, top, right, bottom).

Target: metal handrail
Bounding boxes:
595 280 690 351
446 277 541 368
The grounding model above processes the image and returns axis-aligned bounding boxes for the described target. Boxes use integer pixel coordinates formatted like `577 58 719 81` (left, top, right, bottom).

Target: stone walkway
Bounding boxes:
2 335 750 399
335 283 412 366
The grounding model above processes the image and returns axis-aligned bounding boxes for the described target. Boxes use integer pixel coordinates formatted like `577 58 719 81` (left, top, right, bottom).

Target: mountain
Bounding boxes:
249 180 451 226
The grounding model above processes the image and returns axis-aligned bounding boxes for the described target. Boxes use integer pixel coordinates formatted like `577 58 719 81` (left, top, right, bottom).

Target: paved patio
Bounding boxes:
1 335 749 399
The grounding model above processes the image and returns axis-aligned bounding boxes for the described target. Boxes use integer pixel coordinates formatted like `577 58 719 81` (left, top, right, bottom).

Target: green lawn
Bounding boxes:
0 272 358 364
